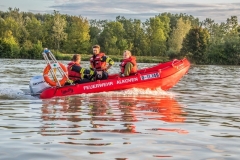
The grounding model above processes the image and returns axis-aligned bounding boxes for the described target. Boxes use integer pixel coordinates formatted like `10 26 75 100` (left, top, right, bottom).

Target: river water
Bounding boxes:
0 59 239 160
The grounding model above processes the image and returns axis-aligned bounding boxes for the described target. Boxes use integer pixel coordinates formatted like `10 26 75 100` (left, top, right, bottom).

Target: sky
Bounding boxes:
1 0 240 23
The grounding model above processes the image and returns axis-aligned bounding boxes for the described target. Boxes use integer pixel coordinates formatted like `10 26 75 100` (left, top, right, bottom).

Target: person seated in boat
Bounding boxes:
90 44 114 80
119 50 137 77
66 54 95 85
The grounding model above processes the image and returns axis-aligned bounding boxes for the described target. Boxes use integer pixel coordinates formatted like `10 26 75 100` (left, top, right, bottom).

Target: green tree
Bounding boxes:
116 16 147 56
226 16 239 34
167 18 191 58
89 19 103 47
0 18 5 38
223 35 240 65
3 17 19 42
31 41 43 59
0 30 20 58
25 16 43 44
203 16 239 64
0 39 11 58
145 15 170 56
52 11 67 51
181 27 210 64
20 40 33 58
64 15 90 53
98 21 126 55
42 14 54 49
5 8 29 46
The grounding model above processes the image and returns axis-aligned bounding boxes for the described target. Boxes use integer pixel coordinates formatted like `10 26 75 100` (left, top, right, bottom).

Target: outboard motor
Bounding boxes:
29 75 51 95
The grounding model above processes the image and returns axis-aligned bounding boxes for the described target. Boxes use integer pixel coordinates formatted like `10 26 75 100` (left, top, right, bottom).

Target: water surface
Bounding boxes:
0 59 239 160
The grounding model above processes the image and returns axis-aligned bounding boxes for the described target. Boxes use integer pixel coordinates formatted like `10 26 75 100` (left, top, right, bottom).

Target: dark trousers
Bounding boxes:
74 78 91 84
95 71 108 80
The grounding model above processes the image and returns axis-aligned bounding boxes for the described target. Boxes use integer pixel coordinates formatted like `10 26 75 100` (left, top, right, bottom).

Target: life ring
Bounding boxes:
43 62 68 86
171 59 178 69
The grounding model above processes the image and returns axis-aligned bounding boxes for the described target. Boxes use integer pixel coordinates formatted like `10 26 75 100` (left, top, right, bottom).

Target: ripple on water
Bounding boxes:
1 59 240 159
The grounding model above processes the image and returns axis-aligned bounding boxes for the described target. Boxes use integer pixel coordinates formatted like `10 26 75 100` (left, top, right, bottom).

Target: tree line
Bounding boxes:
0 8 239 65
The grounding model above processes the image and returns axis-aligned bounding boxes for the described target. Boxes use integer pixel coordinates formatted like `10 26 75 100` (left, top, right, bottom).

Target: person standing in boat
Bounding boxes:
119 50 137 77
66 54 95 84
90 45 114 80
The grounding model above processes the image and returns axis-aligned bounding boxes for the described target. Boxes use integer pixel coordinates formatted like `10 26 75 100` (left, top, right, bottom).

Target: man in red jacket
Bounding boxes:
90 45 114 80
67 54 95 84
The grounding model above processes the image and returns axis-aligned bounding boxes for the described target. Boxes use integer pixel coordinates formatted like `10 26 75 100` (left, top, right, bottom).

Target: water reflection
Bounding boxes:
2 59 240 159
40 95 187 137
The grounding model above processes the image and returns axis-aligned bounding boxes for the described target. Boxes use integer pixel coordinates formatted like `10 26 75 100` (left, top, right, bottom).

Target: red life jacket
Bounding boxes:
120 56 137 74
67 62 81 81
90 53 107 71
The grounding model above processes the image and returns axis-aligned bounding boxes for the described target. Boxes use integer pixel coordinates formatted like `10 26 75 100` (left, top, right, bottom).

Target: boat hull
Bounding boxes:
40 58 190 99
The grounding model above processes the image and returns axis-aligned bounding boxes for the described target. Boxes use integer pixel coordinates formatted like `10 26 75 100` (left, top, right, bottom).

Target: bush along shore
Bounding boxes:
1 8 239 65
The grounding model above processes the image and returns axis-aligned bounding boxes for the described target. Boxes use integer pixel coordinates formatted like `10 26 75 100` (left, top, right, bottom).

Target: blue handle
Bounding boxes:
44 48 50 53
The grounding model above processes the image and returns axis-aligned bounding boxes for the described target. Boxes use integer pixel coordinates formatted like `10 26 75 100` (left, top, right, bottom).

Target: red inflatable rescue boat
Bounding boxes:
38 58 190 99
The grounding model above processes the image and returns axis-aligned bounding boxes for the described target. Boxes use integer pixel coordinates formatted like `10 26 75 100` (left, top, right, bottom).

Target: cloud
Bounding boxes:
44 1 240 23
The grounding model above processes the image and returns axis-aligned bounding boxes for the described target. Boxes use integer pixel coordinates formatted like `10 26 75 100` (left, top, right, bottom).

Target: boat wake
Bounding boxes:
79 87 175 98
121 87 172 96
0 87 38 100
0 86 174 100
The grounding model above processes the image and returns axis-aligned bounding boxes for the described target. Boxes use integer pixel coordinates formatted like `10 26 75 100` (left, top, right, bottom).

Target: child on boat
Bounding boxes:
119 50 137 77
